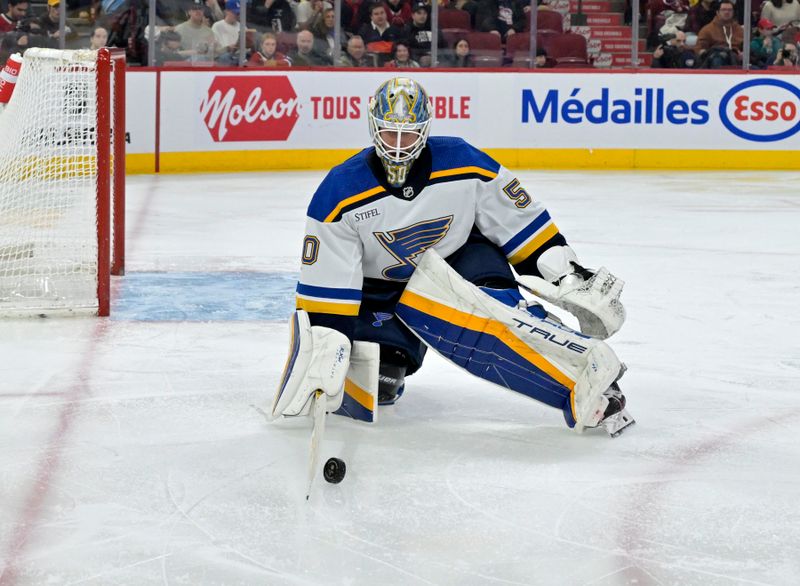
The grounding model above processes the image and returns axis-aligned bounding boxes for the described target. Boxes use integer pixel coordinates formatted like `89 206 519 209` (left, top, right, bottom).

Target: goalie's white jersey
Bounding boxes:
296 136 565 317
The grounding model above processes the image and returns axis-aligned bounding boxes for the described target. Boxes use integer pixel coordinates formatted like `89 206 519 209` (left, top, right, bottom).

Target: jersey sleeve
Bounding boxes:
474 163 568 278
295 161 370 340
296 214 363 339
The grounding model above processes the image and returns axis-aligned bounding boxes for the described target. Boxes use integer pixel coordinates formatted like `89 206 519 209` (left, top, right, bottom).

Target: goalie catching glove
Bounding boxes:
518 246 626 340
272 310 351 418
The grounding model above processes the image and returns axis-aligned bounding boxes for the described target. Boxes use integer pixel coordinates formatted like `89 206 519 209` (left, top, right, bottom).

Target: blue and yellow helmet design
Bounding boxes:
368 77 432 187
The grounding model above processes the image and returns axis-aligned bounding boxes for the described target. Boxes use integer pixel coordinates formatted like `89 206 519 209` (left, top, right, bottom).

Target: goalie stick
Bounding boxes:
250 391 330 500
306 390 327 500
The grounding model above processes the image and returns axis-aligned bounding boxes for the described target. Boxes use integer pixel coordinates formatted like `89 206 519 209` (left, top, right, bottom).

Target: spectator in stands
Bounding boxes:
297 0 331 29
37 0 77 46
1 30 30 64
212 0 241 56
402 1 446 65
385 40 420 66
359 2 403 60
686 0 716 35
448 36 474 66
205 0 226 23
648 0 690 47
750 18 782 67
1 0 29 34
156 29 186 62
98 0 130 22
175 0 220 60
385 0 413 27
651 30 696 67
337 33 372 65
289 28 332 64
0 33 16 65
305 0 353 33
761 0 800 30
781 24 800 43
310 7 344 59
89 25 109 49
291 0 311 27
251 0 297 33
476 0 526 41
248 31 291 65
355 0 377 28
534 45 555 67
695 0 742 67
773 40 798 64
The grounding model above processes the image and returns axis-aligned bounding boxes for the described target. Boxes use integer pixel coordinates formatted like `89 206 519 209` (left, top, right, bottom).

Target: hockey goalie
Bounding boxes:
271 77 634 438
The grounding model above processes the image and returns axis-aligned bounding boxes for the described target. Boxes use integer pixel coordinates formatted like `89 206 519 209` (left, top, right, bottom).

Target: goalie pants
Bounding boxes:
354 228 529 376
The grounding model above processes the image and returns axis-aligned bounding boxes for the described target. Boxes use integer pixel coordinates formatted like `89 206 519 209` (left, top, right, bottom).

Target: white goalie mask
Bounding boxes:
368 77 432 187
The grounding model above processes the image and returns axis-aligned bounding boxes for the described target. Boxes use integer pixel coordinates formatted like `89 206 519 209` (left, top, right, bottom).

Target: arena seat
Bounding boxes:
466 31 502 50
465 31 503 63
541 32 589 66
276 32 297 54
505 32 558 65
525 10 565 34
438 8 472 32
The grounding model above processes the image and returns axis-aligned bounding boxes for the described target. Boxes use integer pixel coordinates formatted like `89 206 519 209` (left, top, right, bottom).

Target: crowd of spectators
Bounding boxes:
649 0 800 69
0 0 552 66
1 0 799 69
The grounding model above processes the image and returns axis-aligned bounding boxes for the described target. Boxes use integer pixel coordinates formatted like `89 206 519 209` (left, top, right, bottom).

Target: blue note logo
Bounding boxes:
372 312 394 327
374 215 454 281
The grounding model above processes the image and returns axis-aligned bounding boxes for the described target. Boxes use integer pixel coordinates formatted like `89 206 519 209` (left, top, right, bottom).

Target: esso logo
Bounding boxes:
200 75 299 142
719 79 800 142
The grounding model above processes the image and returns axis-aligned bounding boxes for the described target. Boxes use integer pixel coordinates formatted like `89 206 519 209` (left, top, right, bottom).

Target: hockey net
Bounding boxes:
0 48 125 316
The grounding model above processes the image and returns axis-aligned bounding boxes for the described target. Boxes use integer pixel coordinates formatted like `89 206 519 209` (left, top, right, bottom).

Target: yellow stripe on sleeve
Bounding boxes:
399 290 575 391
508 223 561 265
296 297 360 316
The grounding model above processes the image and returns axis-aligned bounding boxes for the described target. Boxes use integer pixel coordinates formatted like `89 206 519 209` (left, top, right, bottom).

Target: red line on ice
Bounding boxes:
0 316 109 585
615 409 798 584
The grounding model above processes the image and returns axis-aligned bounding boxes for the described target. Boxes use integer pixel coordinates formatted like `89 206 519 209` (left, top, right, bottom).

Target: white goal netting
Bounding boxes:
0 48 113 316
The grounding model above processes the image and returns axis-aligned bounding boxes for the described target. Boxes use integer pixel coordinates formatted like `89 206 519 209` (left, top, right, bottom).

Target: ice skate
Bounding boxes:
591 382 635 438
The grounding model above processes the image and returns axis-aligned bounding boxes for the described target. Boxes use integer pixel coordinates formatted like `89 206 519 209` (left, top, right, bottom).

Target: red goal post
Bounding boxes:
0 48 126 317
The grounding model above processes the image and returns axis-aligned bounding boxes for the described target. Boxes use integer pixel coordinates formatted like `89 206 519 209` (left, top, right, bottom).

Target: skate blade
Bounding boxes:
602 408 636 438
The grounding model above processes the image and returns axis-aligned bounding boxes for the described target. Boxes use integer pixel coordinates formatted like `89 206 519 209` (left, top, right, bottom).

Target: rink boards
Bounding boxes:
123 69 800 173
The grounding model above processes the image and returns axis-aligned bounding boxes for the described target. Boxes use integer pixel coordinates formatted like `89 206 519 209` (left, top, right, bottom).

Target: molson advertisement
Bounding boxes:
139 70 800 172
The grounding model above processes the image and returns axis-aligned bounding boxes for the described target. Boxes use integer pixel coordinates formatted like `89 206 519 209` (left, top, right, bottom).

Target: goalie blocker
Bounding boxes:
394 249 631 433
271 310 380 423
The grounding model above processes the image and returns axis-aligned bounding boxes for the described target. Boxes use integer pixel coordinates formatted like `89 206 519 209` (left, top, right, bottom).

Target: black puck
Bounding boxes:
323 457 346 484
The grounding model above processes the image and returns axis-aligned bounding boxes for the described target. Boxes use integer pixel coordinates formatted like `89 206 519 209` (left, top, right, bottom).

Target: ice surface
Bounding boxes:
1 170 799 585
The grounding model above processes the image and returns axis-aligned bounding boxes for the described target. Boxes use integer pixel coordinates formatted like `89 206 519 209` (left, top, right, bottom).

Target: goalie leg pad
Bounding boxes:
334 341 380 423
272 310 351 418
396 250 623 430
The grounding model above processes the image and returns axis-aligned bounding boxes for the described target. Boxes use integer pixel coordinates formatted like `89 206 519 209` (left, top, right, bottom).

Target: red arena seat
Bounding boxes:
275 32 297 54
438 8 472 31
526 10 564 34
541 32 589 66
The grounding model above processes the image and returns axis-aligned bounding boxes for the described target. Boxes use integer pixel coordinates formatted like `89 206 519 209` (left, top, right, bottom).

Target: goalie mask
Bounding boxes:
368 77 432 187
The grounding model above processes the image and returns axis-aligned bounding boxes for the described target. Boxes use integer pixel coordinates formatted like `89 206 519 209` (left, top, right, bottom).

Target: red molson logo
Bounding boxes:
200 75 299 142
